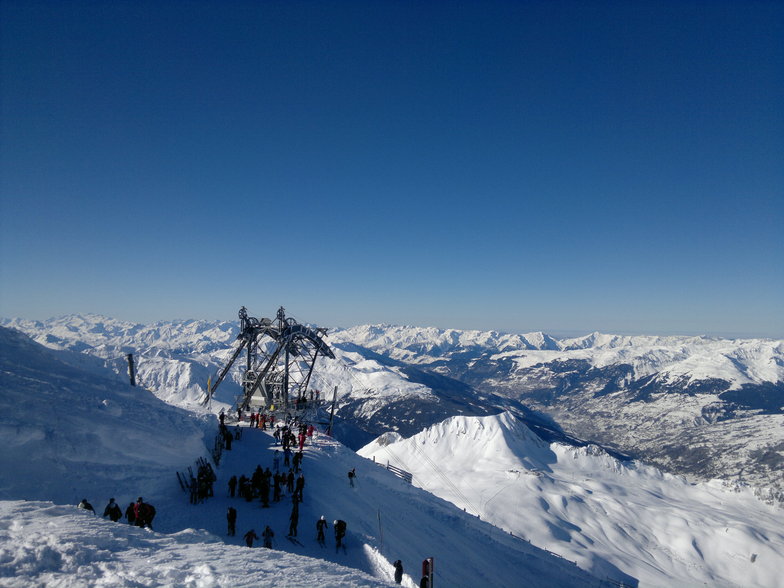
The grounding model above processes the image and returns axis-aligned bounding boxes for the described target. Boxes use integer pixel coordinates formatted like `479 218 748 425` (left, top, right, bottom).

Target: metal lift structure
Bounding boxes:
202 306 334 411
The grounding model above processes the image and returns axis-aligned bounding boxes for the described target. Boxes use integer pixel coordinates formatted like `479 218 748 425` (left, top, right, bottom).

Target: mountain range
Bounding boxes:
2 312 784 586
3 313 783 504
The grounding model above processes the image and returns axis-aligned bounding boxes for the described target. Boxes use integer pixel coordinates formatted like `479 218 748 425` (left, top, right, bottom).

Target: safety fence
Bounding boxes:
176 456 217 504
176 422 243 504
384 461 413 484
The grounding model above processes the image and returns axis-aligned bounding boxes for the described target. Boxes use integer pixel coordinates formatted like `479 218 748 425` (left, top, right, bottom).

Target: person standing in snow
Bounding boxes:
393 560 403 584
292 450 303 473
288 503 299 537
78 498 95 514
134 497 156 529
228 475 237 498
244 529 258 547
227 506 237 536
348 468 356 487
103 498 122 522
316 515 328 545
286 469 295 494
262 525 274 548
334 519 347 551
125 502 136 524
295 473 305 502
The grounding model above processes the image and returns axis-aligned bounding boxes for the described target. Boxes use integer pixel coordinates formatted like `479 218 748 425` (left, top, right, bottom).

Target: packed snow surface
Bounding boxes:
359 412 784 587
0 501 389 588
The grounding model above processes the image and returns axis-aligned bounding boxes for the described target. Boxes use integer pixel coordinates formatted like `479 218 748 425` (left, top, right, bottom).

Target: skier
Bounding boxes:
316 515 328 545
288 504 299 537
334 519 347 551
348 468 356 487
77 498 95 514
244 529 258 547
295 473 305 502
102 498 122 522
262 525 274 548
228 475 237 498
227 506 237 536
393 560 403 584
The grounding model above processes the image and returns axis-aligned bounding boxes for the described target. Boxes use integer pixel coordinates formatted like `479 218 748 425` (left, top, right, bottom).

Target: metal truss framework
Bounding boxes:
203 306 334 410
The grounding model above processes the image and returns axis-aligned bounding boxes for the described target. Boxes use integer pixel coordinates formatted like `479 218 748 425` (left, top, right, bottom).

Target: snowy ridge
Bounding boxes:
4 315 781 395
330 325 784 388
359 412 784 587
0 326 605 587
3 315 783 497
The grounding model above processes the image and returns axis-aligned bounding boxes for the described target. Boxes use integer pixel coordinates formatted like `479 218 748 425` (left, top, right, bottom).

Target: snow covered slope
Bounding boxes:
0 326 213 504
329 325 784 501
359 412 784 587
0 501 390 588
4 315 783 499
0 326 606 587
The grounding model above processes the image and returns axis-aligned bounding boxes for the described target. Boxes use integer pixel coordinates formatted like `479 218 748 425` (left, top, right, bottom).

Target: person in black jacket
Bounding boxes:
288 504 299 537
334 519 347 550
244 529 258 547
393 560 403 584
125 502 136 524
227 507 237 536
103 498 122 522
316 515 328 545
262 525 274 548
77 499 95 514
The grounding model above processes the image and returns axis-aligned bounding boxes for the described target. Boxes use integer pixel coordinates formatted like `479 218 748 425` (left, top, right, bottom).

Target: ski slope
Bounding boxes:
0 326 602 587
4 321 783 586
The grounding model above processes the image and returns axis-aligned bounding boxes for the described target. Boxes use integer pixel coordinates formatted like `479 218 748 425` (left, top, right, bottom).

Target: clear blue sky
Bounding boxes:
1 1 782 337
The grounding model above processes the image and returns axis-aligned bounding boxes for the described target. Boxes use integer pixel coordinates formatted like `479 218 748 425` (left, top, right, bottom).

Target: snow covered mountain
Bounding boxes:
359 412 784 587
328 325 784 503
0 325 606 587
3 314 783 503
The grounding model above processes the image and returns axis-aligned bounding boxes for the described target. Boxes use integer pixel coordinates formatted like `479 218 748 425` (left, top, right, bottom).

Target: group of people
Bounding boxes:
228 464 305 507
248 411 275 430
210 404 414 583
78 496 156 529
